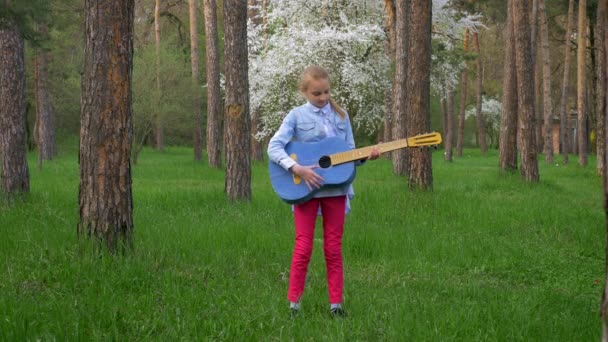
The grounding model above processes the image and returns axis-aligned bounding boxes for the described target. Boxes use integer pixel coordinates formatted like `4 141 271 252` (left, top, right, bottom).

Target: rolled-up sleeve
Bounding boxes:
267 111 297 171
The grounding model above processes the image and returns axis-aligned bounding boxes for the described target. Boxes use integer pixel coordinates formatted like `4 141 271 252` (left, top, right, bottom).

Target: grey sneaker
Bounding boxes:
330 307 347 318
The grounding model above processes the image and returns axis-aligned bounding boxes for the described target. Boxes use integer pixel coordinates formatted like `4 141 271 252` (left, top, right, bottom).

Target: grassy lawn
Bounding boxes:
0 147 604 340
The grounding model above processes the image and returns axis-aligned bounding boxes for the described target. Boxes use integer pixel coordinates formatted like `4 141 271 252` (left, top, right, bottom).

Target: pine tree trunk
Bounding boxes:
456 29 469 157
78 0 135 251
539 0 553 163
531 0 543 154
559 0 575 164
223 0 251 201
596 0 606 176
602 3 608 338
154 0 164 151
577 0 588 166
512 0 539 182
0 14 29 197
34 24 57 169
406 0 432 190
445 87 455 162
189 0 203 161
472 31 487 153
499 0 518 172
204 0 222 168
392 0 408 176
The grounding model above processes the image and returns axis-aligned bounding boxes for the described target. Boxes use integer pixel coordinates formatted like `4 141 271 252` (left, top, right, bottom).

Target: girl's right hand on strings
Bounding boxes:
291 164 324 190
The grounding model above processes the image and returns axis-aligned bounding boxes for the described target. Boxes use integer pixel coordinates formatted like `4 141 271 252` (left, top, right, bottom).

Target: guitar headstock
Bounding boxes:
406 132 442 147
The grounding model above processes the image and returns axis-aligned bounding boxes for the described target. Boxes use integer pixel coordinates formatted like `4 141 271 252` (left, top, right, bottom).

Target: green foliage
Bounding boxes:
132 43 196 147
0 148 603 340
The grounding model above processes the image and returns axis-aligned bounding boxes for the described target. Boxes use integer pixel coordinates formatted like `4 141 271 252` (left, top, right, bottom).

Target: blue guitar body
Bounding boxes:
269 137 356 204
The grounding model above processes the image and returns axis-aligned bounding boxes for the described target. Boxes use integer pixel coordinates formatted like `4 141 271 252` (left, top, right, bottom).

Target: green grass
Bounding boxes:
0 147 604 340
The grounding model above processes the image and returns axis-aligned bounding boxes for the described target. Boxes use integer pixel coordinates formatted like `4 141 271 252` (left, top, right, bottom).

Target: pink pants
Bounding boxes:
288 195 346 304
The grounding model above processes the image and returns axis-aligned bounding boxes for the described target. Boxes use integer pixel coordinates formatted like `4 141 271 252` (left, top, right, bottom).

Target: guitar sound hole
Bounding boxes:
319 156 331 168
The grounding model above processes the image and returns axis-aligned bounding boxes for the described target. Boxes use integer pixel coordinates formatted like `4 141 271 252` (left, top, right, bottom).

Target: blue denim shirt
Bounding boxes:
267 102 358 203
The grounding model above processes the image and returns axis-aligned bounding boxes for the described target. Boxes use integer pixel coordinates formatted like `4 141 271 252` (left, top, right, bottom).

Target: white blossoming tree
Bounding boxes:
248 0 486 140
465 96 502 147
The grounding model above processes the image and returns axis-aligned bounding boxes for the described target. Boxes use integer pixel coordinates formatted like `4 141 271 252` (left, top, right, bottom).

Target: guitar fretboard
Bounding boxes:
329 139 410 166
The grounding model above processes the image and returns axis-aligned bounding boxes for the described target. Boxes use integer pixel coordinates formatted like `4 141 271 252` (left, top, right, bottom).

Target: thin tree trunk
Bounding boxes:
577 0 588 166
34 24 57 169
559 0 575 164
539 0 553 162
223 0 251 201
78 0 135 252
500 0 518 172
456 29 469 157
392 0 408 175
0 13 29 198
602 3 608 338
154 0 164 151
472 31 487 153
445 87 455 162
406 0 432 190
189 0 203 161
531 0 542 154
597 0 606 176
512 0 539 182
204 0 222 168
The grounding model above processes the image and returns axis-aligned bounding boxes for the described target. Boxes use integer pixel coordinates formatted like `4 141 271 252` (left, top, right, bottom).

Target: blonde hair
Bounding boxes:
298 65 346 118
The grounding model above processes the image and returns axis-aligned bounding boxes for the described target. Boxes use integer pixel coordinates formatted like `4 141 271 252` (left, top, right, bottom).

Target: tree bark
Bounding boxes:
512 0 539 182
445 87 455 162
204 0 223 168
392 0 409 176
597 0 606 176
577 0 588 166
0 14 29 198
602 3 608 339
189 0 203 161
456 29 469 157
223 0 251 201
154 0 164 151
559 0 575 164
531 0 543 154
539 0 553 162
472 31 487 153
34 24 57 169
78 0 135 252
406 0 432 190
499 0 518 172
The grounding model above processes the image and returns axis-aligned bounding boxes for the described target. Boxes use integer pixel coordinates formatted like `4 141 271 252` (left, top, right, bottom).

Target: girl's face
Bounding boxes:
303 78 331 108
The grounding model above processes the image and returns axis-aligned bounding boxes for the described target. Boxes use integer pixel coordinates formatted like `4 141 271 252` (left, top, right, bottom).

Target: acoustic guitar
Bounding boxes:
269 132 442 204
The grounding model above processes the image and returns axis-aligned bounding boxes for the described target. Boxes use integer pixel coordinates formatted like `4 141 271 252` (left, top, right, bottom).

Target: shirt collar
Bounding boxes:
306 102 332 115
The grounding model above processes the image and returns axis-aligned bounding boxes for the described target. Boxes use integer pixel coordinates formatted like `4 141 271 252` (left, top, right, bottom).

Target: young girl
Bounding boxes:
267 65 379 317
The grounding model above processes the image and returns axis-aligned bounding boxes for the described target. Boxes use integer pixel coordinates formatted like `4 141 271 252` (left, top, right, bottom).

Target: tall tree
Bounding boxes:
383 0 396 146
531 0 543 153
78 0 135 251
0 5 29 198
539 0 553 162
223 0 251 201
499 0 518 172
471 30 487 153
392 0 409 175
602 3 608 339
154 0 164 151
559 0 575 164
189 0 203 161
597 0 606 176
512 0 539 182
445 87 455 162
456 29 469 157
34 23 57 169
204 0 222 168
577 0 588 166
406 0 432 189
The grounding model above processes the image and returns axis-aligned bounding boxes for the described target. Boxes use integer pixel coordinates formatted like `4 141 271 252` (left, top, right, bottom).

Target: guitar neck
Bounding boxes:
329 139 410 166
